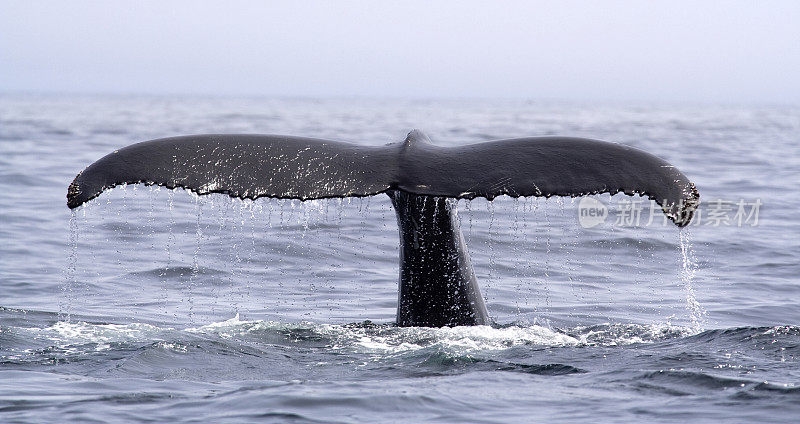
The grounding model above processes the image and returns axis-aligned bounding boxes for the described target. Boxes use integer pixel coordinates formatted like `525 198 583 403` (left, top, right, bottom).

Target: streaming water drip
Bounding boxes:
61 183 701 330
566 197 584 305
204 198 220 317
115 185 126 271
299 201 318 314
336 197 344 230
302 200 312 237
554 197 576 315
358 197 371 315
145 187 159 312
265 199 280 314
229 198 245 312
331 197 346 313
521 197 539 316
214 197 232 313
61 210 79 322
335 197 344 290
511 197 522 317
147 187 156 251
187 196 203 322
650 241 663 317
463 200 473 246
82 205 100 308
541 199 552 308
633 233 644 317
679 228 705 332
519 197 533 316
243 200 257 310
319 200 334 313
164 190 175 318
485 200 496 304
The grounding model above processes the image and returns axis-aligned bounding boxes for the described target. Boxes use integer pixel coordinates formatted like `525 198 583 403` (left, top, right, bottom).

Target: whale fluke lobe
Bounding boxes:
67 134 397 209
395 132 699 227
68 130 699 326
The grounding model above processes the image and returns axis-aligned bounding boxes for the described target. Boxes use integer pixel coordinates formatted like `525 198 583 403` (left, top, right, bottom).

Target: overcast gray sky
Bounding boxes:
1 1 798 104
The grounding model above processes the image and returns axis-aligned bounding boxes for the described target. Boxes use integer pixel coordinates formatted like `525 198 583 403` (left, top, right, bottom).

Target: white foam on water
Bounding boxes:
571 322 692 346
346 324 581 355
5 313 698 363
19 320 171 355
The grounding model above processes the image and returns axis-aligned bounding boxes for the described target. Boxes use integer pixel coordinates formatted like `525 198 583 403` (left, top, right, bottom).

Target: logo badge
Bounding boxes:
578 197 608 228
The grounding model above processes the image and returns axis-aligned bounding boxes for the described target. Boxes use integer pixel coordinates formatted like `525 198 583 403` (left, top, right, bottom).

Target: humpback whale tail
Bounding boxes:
67 130 699 326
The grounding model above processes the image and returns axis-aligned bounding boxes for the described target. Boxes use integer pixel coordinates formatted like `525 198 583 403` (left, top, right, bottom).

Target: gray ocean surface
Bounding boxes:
1 94 799 423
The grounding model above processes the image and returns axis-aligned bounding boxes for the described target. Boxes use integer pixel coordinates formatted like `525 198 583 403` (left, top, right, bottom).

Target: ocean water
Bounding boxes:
1 94 799 423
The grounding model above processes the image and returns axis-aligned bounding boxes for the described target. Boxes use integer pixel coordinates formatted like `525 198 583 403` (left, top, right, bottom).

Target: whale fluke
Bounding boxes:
67 134 396 208
68 130 698 226
67 130 699 327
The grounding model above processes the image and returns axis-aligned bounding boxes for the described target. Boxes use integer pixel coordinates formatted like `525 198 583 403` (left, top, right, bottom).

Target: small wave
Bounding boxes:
214 113 280 121
42 128 73 136
758 325 800 337
483 359 586 375
25 320 171 347
640 369 800 397
2 317 698 355
127 265 226 279
578 236 677 250
8 316 798 366
0 172 50 186
3 316 587 360
643 369 750 390
185 316 583 354
89 127 129 136
0 321 178 364
687 325 800 344
750 381 800 394
566 322 693 345
186 316 700 355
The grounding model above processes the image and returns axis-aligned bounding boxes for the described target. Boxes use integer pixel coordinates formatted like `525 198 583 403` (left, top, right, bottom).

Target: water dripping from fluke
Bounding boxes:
680 228 706 332
64 130 701 327
60 209 79 322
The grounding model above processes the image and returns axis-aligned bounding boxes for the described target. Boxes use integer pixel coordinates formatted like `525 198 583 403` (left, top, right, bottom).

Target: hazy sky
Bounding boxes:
2 1 798 104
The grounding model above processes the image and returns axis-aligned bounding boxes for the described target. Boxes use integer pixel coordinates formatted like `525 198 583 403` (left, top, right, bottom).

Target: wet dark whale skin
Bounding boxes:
67 130 699 327
390 191 489 326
